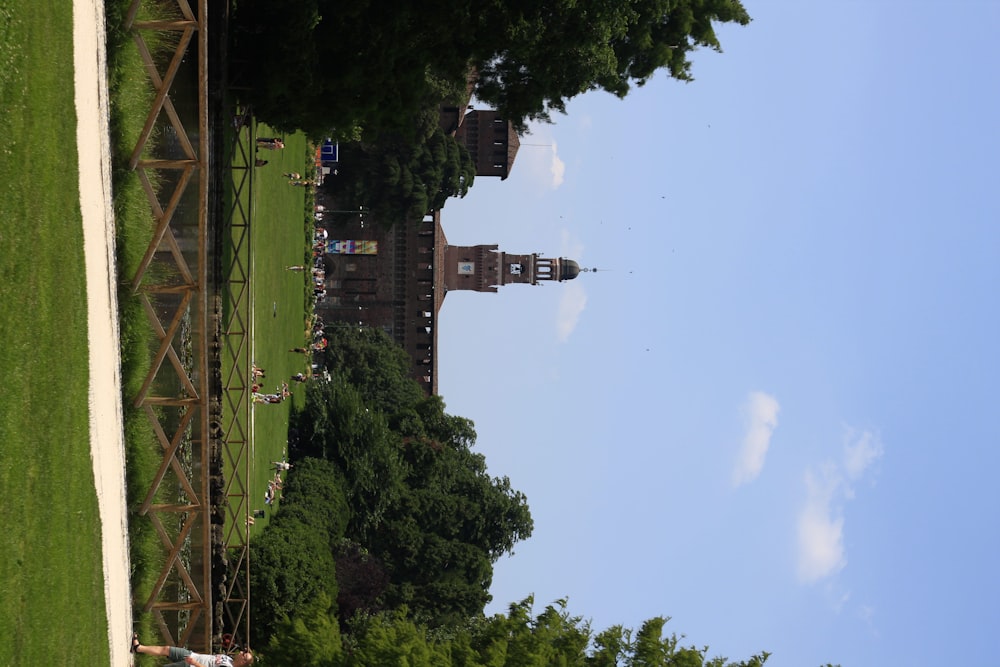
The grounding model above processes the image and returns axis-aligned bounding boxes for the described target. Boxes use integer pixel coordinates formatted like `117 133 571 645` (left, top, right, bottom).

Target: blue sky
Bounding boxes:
437 2 1000 666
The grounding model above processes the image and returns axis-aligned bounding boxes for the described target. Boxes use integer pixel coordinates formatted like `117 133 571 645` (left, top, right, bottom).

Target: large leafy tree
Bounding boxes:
247 459 347 645
321 125 476 226
264 592 344 667
287 329 532 627
317 327 425 415
472 0 751 131
231 0 472 138
291 378 405 539
370 396 532 624
231 0 750 137
262 597 773 667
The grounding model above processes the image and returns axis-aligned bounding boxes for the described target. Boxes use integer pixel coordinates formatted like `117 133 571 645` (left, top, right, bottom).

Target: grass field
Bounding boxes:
1 1 320 660
0 1 109 664
243 125 316 530
116 107 317 667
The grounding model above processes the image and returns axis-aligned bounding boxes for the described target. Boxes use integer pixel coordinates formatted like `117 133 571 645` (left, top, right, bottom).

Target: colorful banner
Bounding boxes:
326 240 378 255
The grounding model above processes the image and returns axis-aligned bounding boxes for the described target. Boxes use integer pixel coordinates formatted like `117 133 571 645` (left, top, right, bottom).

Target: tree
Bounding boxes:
246 459 351 647
231 0 472 138
280 598 773 667
472 0 752 132
367 395 532 625
338 610 453 667
292 329 533 627
333 540 391 620
248 516 339 646
230 0 751 137
321 126 476 225
291 379 406 540
264 592 344 667
318 327 425 415
586 616 771 667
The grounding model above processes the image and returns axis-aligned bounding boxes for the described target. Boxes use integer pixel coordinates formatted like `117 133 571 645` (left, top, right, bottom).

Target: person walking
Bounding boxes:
131 635 253 666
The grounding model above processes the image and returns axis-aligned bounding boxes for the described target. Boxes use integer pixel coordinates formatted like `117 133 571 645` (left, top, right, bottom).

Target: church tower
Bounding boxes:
442 244 582 293
315 208 586 395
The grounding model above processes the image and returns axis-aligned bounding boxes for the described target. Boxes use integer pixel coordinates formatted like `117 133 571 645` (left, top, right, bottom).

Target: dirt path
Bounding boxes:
73 0 134 664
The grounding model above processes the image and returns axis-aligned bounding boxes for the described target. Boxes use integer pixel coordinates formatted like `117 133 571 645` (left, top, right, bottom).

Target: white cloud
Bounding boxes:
795 429 884 584
858 604 879 637
548 141 566 189
553 230 585 342
520 124 565 191
843 428 883 480
732 391 780 487
797 468 847 582
555 282 587 342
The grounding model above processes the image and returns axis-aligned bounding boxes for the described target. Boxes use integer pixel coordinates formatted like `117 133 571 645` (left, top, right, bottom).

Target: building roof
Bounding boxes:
560 258 581 280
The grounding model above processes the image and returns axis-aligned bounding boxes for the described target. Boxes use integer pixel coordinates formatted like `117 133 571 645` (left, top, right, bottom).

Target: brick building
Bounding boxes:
452 109 520 180
315 209 582 394
316 105 573 393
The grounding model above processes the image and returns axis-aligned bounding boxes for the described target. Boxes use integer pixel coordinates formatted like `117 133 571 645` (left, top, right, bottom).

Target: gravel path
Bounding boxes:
73 0 134 663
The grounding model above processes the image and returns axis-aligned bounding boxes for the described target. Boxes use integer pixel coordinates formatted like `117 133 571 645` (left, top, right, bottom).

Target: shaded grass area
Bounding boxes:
104 0 184 656
0 1 108 664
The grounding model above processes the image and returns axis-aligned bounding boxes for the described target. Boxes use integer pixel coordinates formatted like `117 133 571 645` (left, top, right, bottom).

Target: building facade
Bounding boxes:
316 105 575 393
316 209 581 394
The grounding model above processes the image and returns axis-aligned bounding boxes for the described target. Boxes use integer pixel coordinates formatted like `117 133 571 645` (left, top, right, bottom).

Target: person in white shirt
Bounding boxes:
131 635 253 667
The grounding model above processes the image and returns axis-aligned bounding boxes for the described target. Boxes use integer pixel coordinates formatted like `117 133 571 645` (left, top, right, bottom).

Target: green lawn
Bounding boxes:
0 1 109 664
0 2 320 660
243 125 316 530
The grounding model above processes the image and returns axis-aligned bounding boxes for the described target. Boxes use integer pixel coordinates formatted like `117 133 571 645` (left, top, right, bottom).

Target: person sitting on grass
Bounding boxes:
131 634 253 666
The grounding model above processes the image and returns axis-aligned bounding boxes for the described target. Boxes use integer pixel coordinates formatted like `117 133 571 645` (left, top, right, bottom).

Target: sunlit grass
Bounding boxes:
242 125 316 531
0 1 108 664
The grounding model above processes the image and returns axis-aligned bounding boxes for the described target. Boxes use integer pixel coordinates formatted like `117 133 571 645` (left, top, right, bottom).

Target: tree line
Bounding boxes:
249 328 532 645
231 0 751 139
318 107 476 226
231 0 750 226
264 595 774 667
250 329 837 667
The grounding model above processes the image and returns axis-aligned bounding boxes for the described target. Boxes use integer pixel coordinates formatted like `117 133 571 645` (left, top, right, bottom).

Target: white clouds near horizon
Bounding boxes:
556 282 587 342
519 124 565 190
554 230 586 342
797 465 847 582
844 428 883 481
549 142 566 188
796 428 884 583
732 391 780 487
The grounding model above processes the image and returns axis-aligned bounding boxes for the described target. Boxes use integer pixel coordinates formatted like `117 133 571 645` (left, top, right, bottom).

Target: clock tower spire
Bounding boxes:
443 244 582 293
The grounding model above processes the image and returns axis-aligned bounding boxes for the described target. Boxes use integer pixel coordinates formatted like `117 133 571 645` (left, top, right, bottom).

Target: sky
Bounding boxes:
436 2 1000 666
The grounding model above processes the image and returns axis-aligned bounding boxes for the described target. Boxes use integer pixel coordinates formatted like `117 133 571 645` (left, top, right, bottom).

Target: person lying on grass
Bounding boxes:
131 635 253 666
